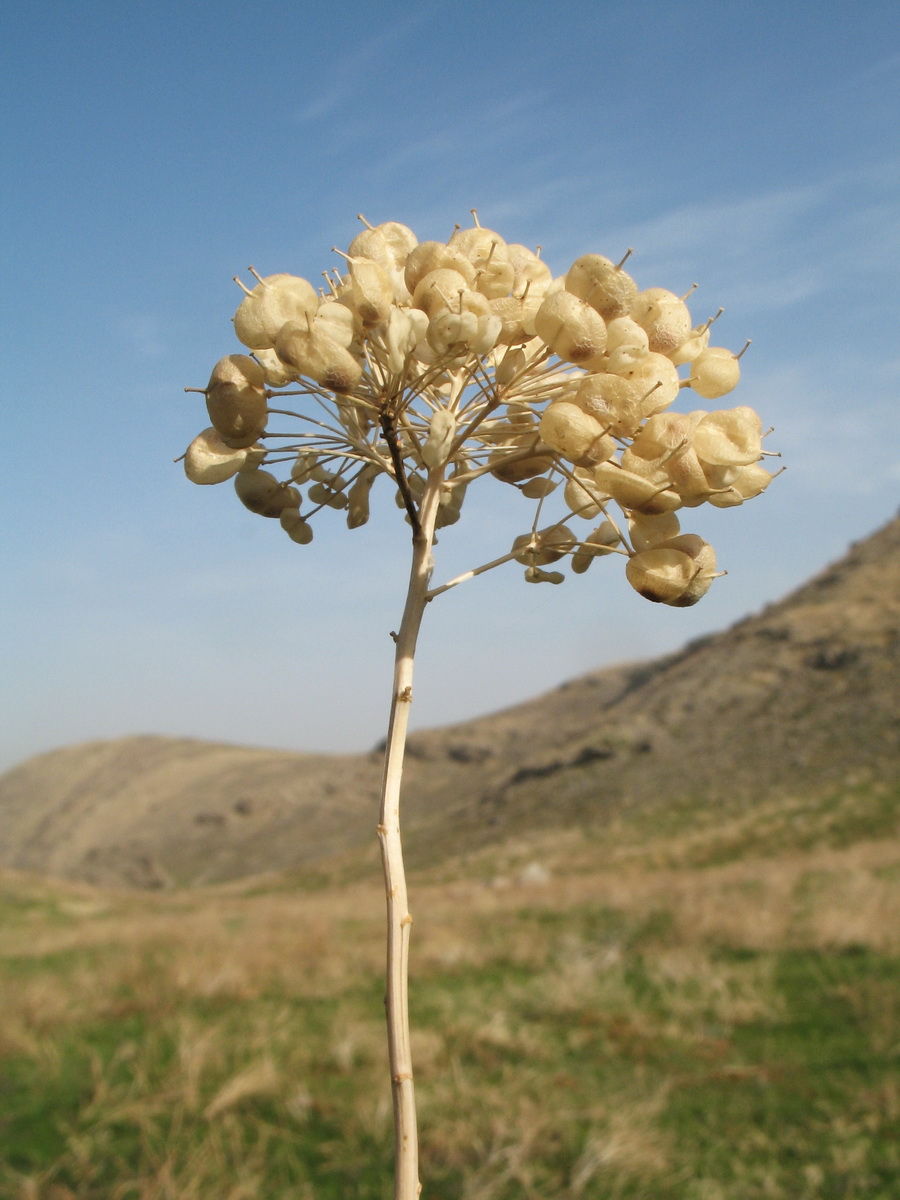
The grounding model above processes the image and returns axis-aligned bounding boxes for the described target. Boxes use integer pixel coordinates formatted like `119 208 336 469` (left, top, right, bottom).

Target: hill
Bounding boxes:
1 514 898 888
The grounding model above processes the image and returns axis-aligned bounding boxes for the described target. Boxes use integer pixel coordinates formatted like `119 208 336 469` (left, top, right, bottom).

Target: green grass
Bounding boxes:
1 826 898 1199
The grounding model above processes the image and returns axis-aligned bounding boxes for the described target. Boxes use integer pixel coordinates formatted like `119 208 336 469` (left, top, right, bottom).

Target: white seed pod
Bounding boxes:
512 524 576 565
490 442 554 484
290 451 318 483
615 352 681 415
279 507 314 544
412 268 472 318
274 322 363 394
308 481 349 509
347 258 393 327
629 511 682 552
421 408 458 469
707 462 776 508
346 228 395 271
630 411 700 461
669 323 711 366
346 467 378 528
205 354 268 448
692 406 762 466
495 346 528 385
656 534 717 604
575 373 645 439
571 520 621 573
565 254 638 320
663 447 710 504
520 476 558 498
313 299 356 349
539 402 609 464
404 243 475 294
524 566 565 584
689 346 741 399
373 221 417 267
473 255 516 300
626 535 716 606
591 461 682 515
630 288 692 355
564 469 606 520
506 244 553 293
183 428 252 485
426 310 479 356
234 469 300 517
252 347 296 388
448 226 508 269
534 291 607 365
233 273 319 350
605 316 650 356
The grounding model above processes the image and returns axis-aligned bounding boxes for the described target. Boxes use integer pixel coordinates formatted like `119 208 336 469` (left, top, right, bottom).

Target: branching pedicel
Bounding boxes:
182 212 778 1199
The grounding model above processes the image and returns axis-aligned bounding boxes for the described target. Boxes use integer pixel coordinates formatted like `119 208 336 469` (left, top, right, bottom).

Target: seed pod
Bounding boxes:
234 469 300 517
628 511 681 552
495 346 528 385
630 288 692 355
512 524 576 565
426 310 479 356
346 228 395 272
252 347 296 388
274 322 363 393
347 467 378 528
412 268 472 318
313 300 356 348
539 402 611 464
669 323 711 366
279 507 314 544
575 373 645 439
615 352 681 416
404 243 475 294
524 566 565 584
707 462 776 508
506 244 553 293
520 476 558 499
233 273 319 350
346 258 393 327
421 408 458 469
534 292 607 365
571 520 621 573
625 536 717 606
690 347 741 399
605 316 650 371
205 354 268 448
591 461 682 515
692 406 762 466
564 469 606 520
184 427 253 485
490 436 554 484
565 254 638 320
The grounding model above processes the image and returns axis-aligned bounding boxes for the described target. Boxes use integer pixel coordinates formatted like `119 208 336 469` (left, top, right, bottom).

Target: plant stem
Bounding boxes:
378 468 444 1200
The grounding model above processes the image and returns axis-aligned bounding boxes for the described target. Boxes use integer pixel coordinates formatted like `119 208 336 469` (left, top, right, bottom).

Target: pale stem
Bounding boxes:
378 466 444 1200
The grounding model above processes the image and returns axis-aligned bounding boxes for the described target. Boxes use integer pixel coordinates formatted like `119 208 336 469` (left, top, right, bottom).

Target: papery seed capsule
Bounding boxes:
412 268 472 318
274 322 363 393
346 228 395 272
308 481 349 509
566 254 638 320
233 273 319 350
495 346 528 385
707 462 776 507
630 411 699 460
629 511 682 552
184 428 253 485
630 288 692 355
615 352 681 415
591 461 682 515
253 347 296 388
235 469 300 517
512 525 576 565
692 406 762 466
669 323 711 366
448 225 508 269
347 258 393 327
539 402 608 464
575 373 645 439
534 292 607 365
564 469 606 519
524 566 565 584
404 243 475 294
373 221 417 267
421 408 458 469
625 547 697 604
205 354 268 448
347 467 378 528
314 299 356 348
689 347 741 399
571 520 621 573
506 244 553 293
520 476 558 499
280 507 314 544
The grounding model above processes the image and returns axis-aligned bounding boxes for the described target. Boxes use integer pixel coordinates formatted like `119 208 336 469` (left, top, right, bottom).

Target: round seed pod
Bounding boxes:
252 347 296 388
565 254 638 320
591 461 681 515
235 469 300 517
575 372 645 439
692 406 762 466
274 322 363 393
630 412 698 461
564 469 606 520
520 476 558 498
630 288 692 355
490 441 554 484
534 292 607 365
707 462 776 507
689 346 741 399
628 511 681 552
539 402 608 464
506 244 553 293
495 346 528 385
625 547 697 604
184 427 252 485
404 243 475 294
615 352 681 415
313 300 356 348
473 256 515 300
347 258 393 327
421 408 458 469
570 520 621 573
655 534 717 605
512 524 576 565
346 228 395 272
669 323 711 366
412 268 472 318
448 226 508 269
374 221 417 267
233 274 319 350
279 507 314 543
205 354 268 448
524 566 565 584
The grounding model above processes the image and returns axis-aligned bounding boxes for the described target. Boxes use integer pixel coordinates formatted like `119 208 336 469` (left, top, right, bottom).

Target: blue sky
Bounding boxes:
2 1 898 773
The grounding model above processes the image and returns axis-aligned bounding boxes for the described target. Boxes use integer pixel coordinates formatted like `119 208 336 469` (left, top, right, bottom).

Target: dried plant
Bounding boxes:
181 210 778 1198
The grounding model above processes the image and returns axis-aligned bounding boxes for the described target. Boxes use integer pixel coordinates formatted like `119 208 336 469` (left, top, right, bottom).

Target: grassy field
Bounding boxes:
1 782 898 1199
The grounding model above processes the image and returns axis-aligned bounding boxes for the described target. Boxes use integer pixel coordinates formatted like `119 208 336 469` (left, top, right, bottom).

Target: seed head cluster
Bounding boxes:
183 213 777 606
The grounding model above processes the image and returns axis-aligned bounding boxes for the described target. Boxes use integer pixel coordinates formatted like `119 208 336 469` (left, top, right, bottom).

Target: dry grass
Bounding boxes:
1 824 899 1199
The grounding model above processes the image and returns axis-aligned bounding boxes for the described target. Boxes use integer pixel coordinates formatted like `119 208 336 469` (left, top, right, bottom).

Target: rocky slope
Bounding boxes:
2 515 897 887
